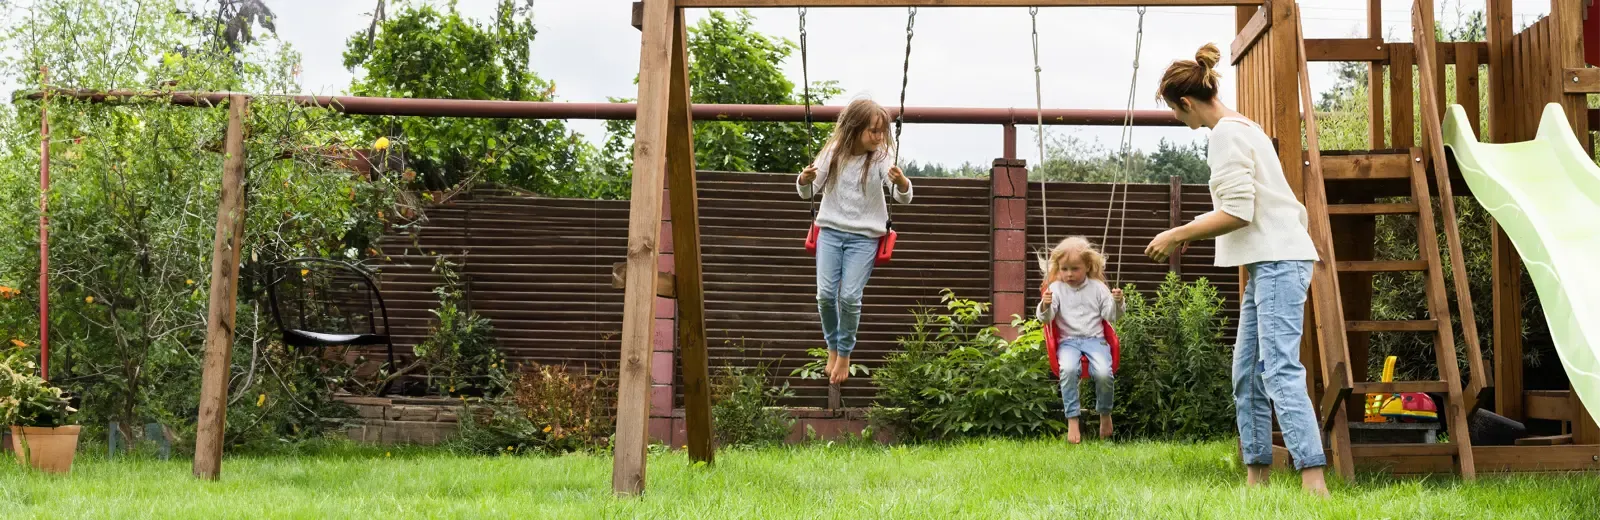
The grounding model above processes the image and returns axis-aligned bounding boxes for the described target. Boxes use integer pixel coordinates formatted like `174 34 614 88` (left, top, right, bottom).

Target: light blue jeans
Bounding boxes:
1234 260 1326 470
816 227 878 356
1059 336 1115 418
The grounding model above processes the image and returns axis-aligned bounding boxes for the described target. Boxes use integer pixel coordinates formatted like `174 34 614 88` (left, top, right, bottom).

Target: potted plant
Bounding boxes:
1 351 79 473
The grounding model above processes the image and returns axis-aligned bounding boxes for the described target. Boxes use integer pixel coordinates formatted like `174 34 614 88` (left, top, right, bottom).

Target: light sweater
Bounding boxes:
1203 117 1320 267
796 144 913 238
1036 279 1124 339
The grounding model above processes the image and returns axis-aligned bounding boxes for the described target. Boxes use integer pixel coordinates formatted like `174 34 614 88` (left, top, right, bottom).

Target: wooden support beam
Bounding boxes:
674 0 1265 6
1320 362 1352 432
1414 3 1489 406
193 94 249 481
1368 0 1385 148
1514 434 1573 446
666 8 716 466
1487 0 1514 144
1457 42 1482 135
1408 142 1476 480
611 262 677 298
1291 4 1355 481
1525 390 1573 421
1492 220 1525 421
1555 0 1593 154
614 0 676 497
1318 153 1412 180
1305 38 1387 62
1563 67 1600 92
1230 1 1271 65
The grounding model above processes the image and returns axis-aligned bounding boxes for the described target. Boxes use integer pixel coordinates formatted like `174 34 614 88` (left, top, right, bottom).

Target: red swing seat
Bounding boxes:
1043 319 1121 380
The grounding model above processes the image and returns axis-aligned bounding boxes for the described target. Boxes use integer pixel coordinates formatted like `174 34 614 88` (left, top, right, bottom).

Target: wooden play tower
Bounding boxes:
617 0 1600 494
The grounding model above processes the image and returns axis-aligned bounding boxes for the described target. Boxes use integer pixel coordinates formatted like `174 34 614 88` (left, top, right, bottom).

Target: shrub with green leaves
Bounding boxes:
1111 273 1235 441
871 291 1064 441
451 362 615 456
388 257 507 397
710 361 794 448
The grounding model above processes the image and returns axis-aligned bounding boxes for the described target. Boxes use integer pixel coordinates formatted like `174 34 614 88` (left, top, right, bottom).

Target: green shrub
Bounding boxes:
1112 273 1235 441
450 362 615 456
0 350 77 427
711 360 794 448
871 291 1064 441
387 257 507 397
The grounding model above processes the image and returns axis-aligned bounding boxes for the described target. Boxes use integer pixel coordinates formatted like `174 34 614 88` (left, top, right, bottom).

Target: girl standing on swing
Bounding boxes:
1146 44 1330 497
798 98 913 385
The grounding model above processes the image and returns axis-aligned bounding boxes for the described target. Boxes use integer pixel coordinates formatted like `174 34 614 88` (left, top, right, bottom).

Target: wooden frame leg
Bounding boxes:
193 95 250 480
666 7 714 465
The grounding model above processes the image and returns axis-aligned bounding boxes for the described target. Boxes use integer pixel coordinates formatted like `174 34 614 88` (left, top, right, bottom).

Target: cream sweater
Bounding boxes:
1203 117 1319 267
796 144 913 238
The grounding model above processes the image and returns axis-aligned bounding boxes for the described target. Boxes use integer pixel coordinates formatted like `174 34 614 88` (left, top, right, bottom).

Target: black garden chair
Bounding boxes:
263 257 397 371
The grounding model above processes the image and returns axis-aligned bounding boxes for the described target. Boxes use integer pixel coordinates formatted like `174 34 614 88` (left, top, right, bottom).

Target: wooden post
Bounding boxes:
1167 175 1182 274
614 0 675 496
666 7 714 465
1368 0 1385 149
1552 0 1598 442
1485 0 1524 422
193 94 249 480
1488 0 1513 144
1291 5 1356 481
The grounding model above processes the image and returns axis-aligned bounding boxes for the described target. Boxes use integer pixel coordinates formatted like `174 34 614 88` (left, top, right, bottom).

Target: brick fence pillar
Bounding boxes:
991 158 1029 341
649 187 681 447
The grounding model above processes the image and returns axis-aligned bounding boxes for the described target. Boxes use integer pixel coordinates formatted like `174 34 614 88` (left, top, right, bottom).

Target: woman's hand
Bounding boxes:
799 164 818 186
1145 228 1187 263
888 165 909 191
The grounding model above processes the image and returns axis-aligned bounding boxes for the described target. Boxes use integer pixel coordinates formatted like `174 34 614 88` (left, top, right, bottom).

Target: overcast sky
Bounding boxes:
19 0 1564 168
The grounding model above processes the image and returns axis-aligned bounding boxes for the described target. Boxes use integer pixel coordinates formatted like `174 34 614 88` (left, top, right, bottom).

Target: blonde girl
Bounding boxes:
1147 43 1328 497
1037 236 1124 444
797 98 914 385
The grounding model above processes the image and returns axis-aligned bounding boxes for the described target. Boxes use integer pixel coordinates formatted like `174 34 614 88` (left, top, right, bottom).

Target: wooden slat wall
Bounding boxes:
374 173 1241 409
1508 17 1557 142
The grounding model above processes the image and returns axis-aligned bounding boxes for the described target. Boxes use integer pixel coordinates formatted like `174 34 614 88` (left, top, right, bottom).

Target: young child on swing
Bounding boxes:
797 98 914 385
1036 236 1124 443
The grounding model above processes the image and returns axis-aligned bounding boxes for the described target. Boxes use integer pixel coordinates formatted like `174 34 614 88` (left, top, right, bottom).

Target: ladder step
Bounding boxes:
1351 443 1458 458
1328 202 1421 215
1353 381 1450 394
1336 260 1429 273
1318 153 1414 181
1347 320 1438 332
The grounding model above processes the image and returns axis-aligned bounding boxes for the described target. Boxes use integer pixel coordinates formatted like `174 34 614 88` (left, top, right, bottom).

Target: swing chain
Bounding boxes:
894 7 916 166
1102 6 1146 285
800 8 819 218
1030 7 1048 244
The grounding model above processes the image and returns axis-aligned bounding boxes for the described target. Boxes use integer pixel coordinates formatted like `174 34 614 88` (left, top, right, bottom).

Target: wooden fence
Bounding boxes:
375 171 1240 409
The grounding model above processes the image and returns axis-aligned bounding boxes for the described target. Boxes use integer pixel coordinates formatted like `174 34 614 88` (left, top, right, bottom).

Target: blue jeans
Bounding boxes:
1059 337 1115 418
1234 260 1326 470
816 227 878 356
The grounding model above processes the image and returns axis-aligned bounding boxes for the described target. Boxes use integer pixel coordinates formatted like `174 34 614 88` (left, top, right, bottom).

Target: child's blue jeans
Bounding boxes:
815 227 878 357
1234 260 1326 470
1058 336 1115 418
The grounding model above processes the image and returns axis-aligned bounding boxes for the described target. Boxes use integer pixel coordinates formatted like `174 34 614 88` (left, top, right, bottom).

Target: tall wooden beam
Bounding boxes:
1552 0 1598 443
193 94 249 480
614 0 676 496
1368 0 1385 148
1413 0 1488 407
1292 4 1356 481
1485 0 1523 422
666 7 715 465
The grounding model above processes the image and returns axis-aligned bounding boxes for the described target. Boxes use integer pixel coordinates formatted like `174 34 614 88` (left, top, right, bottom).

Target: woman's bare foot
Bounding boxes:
834 355 853 383
1099 416 1113 439
1300 467 1330 498
1245 465 1271 487
1066 418 1082 444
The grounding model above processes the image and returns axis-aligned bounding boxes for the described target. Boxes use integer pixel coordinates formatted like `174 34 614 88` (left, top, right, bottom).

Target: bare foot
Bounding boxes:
1067 418 1082 444
1099 416 1113 439
835 356 853 383
1300 467 1331 498
1245 465 1271 487
825 350 840 382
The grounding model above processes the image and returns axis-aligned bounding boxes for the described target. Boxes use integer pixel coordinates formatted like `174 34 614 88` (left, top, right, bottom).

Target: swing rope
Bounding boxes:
1099 6 1146 286
893 7 916 167
800 8 819 220
1030 7 1048 245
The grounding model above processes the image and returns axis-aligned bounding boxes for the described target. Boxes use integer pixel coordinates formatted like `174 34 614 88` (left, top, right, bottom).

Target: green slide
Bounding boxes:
1442 102 1600 424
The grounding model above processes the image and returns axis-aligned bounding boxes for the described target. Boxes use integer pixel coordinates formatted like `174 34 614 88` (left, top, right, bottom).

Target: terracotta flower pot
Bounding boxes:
9 425 81 474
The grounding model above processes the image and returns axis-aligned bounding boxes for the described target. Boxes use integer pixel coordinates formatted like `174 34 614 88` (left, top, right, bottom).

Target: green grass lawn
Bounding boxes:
3 438 1599 519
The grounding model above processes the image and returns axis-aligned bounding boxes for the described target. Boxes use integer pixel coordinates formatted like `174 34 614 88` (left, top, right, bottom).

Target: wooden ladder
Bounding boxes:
1290 3 1483 480
1314 150 1477 480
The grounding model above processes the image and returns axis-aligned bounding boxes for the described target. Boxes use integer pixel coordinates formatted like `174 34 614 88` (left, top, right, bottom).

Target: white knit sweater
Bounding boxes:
1203 117 1319 267
795 144 913 237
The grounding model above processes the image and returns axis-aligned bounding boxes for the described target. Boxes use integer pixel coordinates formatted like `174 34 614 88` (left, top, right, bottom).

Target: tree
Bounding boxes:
343 0 618 197
604 10 840 178
1146 139 1210 185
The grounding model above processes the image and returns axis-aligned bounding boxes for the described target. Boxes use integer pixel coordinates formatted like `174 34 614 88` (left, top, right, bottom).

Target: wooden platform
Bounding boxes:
1272 444 1600 474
